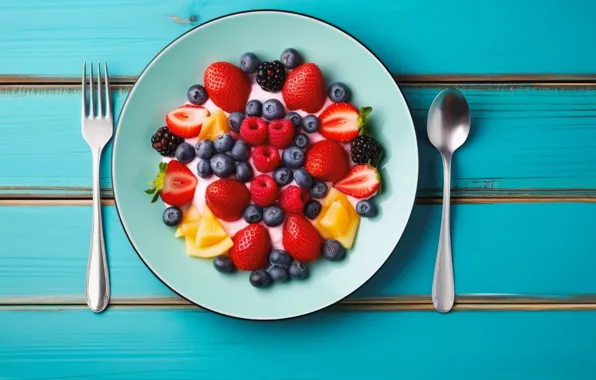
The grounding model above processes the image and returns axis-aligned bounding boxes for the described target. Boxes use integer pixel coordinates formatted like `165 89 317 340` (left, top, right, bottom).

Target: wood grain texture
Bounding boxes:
2 86 596 198
1 308 595 379
1 203 595 302
0 0 596 76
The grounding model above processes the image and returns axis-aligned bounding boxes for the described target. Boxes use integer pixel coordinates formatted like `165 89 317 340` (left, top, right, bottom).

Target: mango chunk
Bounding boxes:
312 188 361 249
198 109 229 141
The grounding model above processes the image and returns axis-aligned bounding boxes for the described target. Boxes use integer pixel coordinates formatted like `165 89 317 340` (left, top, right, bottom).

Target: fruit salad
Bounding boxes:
146 48 384 288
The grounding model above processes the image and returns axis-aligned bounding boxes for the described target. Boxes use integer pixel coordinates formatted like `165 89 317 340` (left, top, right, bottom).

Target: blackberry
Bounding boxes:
151 126 184 156
351 135 383 164
256 60 285 92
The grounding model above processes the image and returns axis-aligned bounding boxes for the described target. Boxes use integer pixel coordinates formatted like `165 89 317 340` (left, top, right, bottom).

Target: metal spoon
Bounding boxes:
427 88 471 313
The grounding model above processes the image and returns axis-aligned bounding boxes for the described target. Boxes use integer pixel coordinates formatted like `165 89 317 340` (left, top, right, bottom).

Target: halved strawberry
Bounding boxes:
334 164 380 198
319 103 372 143
165 105 210 138
145 161 198 206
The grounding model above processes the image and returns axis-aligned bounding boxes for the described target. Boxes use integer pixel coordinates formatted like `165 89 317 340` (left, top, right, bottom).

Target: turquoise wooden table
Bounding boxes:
2 0 596 378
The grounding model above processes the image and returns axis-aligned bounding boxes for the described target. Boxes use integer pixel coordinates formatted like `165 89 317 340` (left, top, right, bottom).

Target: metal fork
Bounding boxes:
82 62 113 313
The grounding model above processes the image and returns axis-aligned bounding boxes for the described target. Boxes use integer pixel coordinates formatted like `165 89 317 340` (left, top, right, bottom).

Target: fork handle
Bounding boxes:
86 148 110 313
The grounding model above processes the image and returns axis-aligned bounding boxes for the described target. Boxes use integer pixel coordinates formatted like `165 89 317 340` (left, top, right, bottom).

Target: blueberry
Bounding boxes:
175 142 195 163
213 254 236 273
240 52 260 74
214 133 234 153
262 99 285 120
293 133 308 149
301 115 320 133
249 269 271 288
289 261 308 280
267 265 289 282
162 206 183 226
230 140 250 161
210 153 235 178
285 112 303 129
228 112 246 132
356 199 376 217
243 204 263 224
186 84 208 105
310 180 328 199
322 240 346 261
303 200 322 219
328 82 351 103
263 206 285 227
196 159 213 178
269 249 292 268
293 168 312 189
235 162 253 182
280 48 302 69
245 99 262 117
195 140 215 160
272 167 292 186
282 146 305 168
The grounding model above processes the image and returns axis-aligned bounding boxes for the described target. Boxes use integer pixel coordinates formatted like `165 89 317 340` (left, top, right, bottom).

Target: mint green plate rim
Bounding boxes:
112 9 419 321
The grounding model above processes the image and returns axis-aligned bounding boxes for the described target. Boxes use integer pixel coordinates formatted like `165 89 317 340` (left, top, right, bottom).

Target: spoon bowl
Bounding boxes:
427 89 471 155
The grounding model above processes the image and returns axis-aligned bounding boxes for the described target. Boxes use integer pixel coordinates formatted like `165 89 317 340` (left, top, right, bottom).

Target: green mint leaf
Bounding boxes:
144 188 156 194
151 192 160 203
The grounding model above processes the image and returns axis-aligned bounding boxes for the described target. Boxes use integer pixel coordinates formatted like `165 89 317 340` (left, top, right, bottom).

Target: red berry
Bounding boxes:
335 164 381 198
250 174 279 207
230 224 272 271
282 63 326 113
204 62 251 113
205 178 251 221
283 214 323 262
304 140 350 182
279 185 310 214
165 105 210 138
268 119 294 148
319 102 371 143
155 161 197 206
252 145 281 173
240 117 268 146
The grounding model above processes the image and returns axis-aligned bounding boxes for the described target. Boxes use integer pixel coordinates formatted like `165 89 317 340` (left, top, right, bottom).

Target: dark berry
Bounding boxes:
187 84 208 105
210 153 234 178
293 168 312 189
356 199 376 217
301 115 320 133
293 133 308 149
175 142 195 163
303 200 322 219
245 99 262 117
310 181 328 199
214 133 234 153
285 112 302 129
151 126 184 156
263 206 285 227
230 140 250 161
240 52 260 73
267 265 289 282
213 255 236 273
269 249 292 268
289 261 308 280
162 206 183 226
196 159 212 178
249 269 271 288
235 162 254 182
228 112 246 132
322 240 346 261
282 146 305 168
280 48 302 69
273 167 293 186
351 135 383 164
243 204 263 224
328 82 350 103
256 60 285 92
262 99 285 120
195 139 215 160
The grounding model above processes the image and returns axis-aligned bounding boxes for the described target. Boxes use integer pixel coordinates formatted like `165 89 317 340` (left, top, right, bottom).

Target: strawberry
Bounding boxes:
145 161 197 206
319 103 372 143
165 105 210 138
252 145 281 173
283 214 323 262
240 117 268 146
205 178 251 221
282 63 326 113
334 164 381 198
268 119 294 149
304 140 349 182
204 62 251 113
279 186 310 214
250 174 279 207
229 224 272 271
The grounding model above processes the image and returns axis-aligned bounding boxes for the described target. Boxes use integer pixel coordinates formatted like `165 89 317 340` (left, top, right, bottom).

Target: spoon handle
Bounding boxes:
432 153 455 313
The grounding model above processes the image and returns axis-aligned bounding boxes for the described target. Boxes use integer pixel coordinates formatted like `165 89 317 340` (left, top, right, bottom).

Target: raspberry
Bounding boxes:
280 185 310 214
268 119 294 148
253 145 281 173
240 117 268 146
250 174 279 207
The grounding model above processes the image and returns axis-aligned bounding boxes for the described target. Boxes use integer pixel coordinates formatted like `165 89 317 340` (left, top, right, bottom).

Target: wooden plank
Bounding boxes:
0 308 595 379
1 0 596 76
1 203 595 302
2 86 596 198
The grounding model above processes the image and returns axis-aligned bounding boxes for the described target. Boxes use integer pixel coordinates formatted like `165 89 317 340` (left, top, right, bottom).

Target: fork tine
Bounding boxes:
96 62 103 117
89 63 95 118
104 62 111 119
82 62 87 118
